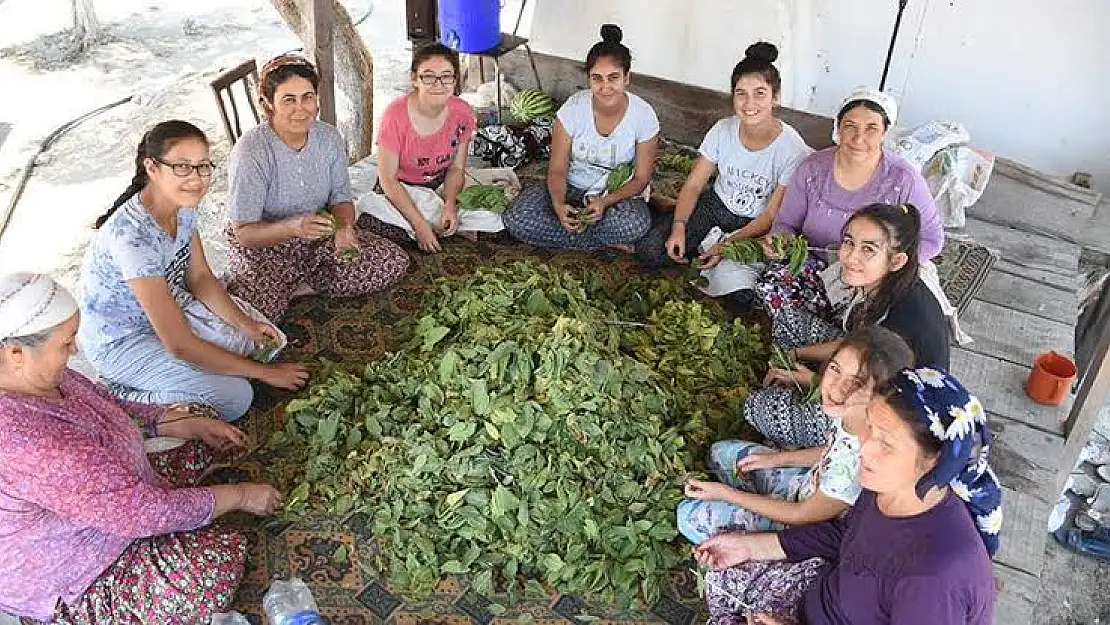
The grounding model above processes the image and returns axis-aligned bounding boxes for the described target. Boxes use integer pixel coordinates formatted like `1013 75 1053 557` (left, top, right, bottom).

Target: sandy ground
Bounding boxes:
0 1 1108 622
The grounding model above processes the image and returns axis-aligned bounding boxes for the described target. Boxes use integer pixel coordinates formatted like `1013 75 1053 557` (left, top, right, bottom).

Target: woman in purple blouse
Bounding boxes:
757 87 945 316
0 273 283 624
693 367 1002 625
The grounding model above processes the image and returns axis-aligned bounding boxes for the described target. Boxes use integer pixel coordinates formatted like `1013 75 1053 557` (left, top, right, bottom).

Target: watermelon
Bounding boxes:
509 88 556 125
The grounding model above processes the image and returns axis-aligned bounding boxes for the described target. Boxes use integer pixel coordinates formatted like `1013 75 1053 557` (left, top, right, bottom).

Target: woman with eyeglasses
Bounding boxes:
225 55 410 320
77 120 310 421
503 24 658 252
363 43 493 253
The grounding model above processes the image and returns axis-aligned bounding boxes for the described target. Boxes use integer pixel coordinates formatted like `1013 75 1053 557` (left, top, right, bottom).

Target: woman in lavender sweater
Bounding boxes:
756 87 945 317
693 367 1002 625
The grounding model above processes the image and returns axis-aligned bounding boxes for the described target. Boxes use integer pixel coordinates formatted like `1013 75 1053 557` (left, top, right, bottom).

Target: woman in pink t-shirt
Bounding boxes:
374 43 478 253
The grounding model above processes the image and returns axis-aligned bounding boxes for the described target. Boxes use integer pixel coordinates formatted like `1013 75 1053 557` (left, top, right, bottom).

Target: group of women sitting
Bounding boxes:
0 21 1003 625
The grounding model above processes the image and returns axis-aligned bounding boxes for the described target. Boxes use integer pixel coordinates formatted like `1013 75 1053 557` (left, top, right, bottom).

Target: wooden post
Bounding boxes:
309 0 337 125
1057 318 1110 494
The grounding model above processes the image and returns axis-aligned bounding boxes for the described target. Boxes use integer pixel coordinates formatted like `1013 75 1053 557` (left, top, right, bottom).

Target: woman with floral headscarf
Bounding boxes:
693 367 1001 625
226 54 410 322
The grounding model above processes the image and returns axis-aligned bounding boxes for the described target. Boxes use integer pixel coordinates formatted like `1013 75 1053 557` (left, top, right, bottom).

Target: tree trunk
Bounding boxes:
72 0 101 51
267 0 375 162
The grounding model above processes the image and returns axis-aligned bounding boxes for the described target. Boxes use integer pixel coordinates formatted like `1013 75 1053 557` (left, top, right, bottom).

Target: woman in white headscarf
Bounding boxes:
0 273 283 624
754 87 945 319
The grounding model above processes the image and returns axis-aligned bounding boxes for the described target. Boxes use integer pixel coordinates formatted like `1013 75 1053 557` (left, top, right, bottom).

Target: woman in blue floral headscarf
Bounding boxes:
692 367 1001 625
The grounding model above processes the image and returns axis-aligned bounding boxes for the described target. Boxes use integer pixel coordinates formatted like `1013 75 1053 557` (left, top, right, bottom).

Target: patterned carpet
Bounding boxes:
932 238 998 314
211 233 994 624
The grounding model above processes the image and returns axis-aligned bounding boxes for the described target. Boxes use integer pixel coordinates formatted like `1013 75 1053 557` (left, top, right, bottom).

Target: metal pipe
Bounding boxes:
879 0 910 91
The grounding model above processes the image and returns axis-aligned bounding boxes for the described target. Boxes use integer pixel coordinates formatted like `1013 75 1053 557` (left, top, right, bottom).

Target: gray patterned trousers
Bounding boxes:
634 188 751 268
503 184 651 250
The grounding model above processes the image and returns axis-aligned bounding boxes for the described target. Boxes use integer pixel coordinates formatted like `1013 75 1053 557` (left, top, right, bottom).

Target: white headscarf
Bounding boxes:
0 273 78 342
831 86 899 145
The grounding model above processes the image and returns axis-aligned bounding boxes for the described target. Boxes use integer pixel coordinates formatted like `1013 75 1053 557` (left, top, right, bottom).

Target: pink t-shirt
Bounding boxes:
377 94 476 186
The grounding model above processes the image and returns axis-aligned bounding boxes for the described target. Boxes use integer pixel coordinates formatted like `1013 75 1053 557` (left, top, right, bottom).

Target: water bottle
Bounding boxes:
211 612 252 625
262 576 325 625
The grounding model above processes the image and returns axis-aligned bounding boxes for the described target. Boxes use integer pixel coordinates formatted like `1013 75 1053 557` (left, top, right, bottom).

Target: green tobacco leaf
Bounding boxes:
491 485 519 518
471 379 491 416
448 420 478 442
445 489 470 508
332 544 348 564
441 559 468 574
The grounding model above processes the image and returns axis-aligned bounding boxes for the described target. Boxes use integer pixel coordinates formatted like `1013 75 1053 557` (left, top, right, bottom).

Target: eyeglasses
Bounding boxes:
417 73 457 86
154 158 216 178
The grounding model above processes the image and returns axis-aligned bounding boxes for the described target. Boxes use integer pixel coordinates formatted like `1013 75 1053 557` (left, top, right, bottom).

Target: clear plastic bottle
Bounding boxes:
262 576 325 625
211 612 252 625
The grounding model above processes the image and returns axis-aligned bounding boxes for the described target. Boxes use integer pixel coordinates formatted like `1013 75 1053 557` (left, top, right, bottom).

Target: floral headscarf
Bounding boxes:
258 54 317 101
888 367 1004 556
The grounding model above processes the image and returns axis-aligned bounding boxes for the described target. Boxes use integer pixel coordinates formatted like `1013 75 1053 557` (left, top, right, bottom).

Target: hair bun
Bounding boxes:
600 24 624 45
744 41 778 63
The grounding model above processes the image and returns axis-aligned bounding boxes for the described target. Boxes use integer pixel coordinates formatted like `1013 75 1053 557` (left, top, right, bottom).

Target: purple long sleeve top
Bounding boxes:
772 147 945 260
779 490 995 625
0 370 215 621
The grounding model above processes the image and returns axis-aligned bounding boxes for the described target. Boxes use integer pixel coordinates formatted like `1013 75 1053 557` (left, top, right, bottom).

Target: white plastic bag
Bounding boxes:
885 121 970 170
924 146 995 229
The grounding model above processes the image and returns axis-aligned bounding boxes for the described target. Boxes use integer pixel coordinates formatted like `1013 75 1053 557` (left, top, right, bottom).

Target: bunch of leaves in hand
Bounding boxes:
717 235 810 276
770 345 821 406
265 262 768 609
316 208 338 233
457 185 510 214
249 336 280 363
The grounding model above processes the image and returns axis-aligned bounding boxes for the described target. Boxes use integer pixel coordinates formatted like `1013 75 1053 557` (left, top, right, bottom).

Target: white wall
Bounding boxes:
518 0 1110 193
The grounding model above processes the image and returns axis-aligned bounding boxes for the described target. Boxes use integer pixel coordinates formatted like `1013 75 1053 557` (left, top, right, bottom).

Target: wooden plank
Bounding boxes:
994 488 1049 575
951 348 1066 435
991 158 1101 212
989 413 1065 503
959 218 1081 282
309 0 337 125
992 563 1039 625
976 269 1078 324
1058 318 1110 493
960 300 1074 367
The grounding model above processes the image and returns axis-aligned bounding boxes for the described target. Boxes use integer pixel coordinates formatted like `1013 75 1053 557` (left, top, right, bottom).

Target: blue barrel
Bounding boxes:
438 0 501 53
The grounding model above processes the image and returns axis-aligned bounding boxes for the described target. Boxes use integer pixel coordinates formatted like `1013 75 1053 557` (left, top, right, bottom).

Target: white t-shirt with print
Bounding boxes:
557 90 660 195
699 117 812 218
794 416 863 505
77 193 197 364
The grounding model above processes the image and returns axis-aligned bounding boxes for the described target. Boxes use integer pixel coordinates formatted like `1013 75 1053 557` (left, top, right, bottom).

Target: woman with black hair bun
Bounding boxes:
503 24 659 252
635 41 812 295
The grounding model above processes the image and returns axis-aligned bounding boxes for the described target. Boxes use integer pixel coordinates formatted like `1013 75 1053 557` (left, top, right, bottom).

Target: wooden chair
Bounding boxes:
210 59 261 146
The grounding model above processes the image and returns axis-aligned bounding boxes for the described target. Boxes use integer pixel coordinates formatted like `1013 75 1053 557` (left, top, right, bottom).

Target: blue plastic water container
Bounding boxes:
438 0 501 53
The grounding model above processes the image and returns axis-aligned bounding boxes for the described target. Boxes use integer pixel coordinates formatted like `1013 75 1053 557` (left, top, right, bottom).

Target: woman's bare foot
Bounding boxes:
607 243 635 254
459 231 479 243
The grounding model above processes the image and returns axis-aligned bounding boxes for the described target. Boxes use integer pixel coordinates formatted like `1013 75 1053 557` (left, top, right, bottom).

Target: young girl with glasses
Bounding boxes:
363 43 501 253
77 120 310 421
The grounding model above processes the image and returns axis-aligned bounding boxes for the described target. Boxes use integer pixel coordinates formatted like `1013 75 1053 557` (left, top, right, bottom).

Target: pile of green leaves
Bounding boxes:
457 185 510 213
267 262 767 609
